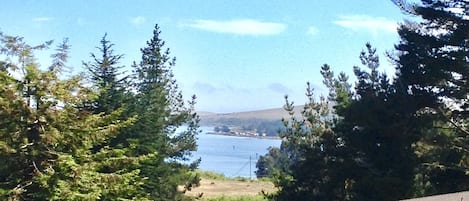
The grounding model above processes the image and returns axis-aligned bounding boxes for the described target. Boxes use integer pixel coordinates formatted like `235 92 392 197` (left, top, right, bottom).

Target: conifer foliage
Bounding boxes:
84 33 127 115
393 0 469 195
127 24 201 200
0 24 200 200
0 33 142 200
258 1 469 200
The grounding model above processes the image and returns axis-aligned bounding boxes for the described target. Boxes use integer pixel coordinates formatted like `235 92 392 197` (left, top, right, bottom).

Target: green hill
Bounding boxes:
198 106 303 136
199 106 302 125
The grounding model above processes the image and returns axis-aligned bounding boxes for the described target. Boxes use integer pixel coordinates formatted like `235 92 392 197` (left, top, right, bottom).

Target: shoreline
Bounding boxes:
205 132 281 140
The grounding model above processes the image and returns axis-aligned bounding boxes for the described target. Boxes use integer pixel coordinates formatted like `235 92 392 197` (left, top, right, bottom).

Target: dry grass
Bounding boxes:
184 178 276 199
400 191 469 201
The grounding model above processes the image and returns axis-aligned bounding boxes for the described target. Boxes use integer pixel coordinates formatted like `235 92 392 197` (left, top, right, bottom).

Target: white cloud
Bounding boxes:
183 19 287 36
334 15 398 34
307 26 319 36
32 17 53 22
131 16 145 25
268 83 292 94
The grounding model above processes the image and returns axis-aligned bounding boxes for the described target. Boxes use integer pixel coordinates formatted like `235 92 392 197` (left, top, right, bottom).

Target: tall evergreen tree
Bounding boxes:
259 1 468 200
127 24 200 200
0 33 146 200
263 74 354 201
261 44 425 201
392 0 469 194
338 44 421 200
84 33 127 115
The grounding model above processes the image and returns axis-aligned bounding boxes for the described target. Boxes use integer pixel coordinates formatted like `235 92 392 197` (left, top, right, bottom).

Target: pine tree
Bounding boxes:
265 77 354 200
392 0 469 194
255 147 289 178
84 33 127 115
393 0 468 119
338 44 420 200
261 44 423 201
127 24 200 200
259 1 468 199
0 33 146 200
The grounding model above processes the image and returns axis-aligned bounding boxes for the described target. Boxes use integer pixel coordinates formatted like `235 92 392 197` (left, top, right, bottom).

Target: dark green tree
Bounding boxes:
260 1 468 200
392 0 469 195
83 33 127 115
261 44 426 201
220 125 230 133
337 44 421 200
255 147 288 178
264 79 355 201
393 0 468 121
0 33 146 200
127 24 200 200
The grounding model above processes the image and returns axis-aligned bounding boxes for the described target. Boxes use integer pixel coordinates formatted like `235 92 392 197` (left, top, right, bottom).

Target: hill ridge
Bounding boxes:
198 106 303 126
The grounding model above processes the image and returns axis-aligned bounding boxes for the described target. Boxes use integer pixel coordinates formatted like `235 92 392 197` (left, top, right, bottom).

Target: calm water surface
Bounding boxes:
190 127 281 178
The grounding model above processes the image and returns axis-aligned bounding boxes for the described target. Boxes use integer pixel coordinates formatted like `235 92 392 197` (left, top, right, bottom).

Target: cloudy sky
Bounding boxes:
0 0 411 113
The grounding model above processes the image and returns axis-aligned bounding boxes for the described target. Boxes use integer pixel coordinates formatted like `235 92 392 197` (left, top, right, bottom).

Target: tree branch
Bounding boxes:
438 107 469 136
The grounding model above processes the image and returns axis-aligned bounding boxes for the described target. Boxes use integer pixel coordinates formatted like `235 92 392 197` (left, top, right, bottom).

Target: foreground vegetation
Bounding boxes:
0 0 467 201
256 1 468 200
184 171 275 201
0 25 200 200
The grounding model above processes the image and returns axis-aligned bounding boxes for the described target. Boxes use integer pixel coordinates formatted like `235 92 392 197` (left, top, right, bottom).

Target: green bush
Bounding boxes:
196 170 228 180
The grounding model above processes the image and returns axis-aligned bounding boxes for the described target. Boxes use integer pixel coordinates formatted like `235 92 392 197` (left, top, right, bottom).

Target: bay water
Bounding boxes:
190 126 281 178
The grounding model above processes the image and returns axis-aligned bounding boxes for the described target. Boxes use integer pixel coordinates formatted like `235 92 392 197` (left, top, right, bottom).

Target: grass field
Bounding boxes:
184 171 276 200
200 195 267 201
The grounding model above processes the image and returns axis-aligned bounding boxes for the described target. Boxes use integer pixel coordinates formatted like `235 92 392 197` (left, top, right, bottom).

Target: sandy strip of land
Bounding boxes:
184 179 276 198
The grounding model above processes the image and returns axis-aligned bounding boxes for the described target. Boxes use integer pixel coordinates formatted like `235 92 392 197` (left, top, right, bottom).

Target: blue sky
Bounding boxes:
0 0 410 113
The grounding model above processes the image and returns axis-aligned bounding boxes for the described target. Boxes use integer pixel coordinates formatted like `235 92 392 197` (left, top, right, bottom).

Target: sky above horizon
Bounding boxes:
1 0 413 113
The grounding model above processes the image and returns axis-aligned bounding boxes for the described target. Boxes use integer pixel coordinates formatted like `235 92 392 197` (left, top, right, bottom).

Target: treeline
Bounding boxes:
257 1 468 201
0 25 200 200
240 120 284 136
214 119 283 136
206 118 284 136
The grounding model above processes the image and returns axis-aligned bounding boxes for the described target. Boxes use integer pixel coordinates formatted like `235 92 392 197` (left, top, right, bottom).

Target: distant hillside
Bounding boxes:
198 106 303 126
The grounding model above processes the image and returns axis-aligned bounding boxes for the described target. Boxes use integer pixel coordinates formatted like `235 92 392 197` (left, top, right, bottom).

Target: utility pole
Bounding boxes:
249 155 252 180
